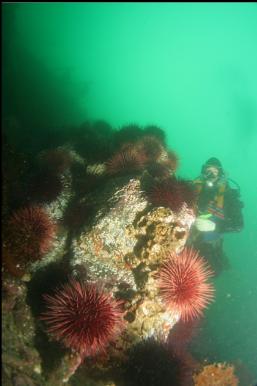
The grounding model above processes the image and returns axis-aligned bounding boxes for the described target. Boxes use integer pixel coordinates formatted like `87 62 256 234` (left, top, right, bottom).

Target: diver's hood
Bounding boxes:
201 157 224 176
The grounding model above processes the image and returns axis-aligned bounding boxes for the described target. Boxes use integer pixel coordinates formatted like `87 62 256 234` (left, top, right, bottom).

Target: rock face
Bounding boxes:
2 171 196 385
72 177 147 289
72 175 195 357
2 276 44 386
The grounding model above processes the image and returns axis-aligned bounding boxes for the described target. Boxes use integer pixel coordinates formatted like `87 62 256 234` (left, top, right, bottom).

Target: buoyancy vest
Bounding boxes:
193 178 227 220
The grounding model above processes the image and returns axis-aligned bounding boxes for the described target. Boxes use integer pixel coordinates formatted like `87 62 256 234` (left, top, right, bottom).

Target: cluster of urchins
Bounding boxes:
3 122 215 385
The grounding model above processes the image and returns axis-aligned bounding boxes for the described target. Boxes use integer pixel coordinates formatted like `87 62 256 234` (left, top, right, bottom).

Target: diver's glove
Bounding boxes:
194 214 216 232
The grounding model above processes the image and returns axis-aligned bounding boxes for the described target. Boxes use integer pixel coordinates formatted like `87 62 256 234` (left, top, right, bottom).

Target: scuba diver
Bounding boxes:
188 157 244 276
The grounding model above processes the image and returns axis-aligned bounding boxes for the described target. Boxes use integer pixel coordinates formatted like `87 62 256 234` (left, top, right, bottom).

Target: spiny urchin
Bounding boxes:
41 279 125 357
124 338 183 386
167 318 201 355
163 150 180 172
135 135 163 162
38 148 72 174
29 168 63 203
114 124 144 147
105 147 147 176
144 124 166 145
146 177 197 213
147 162 172 180
157 247 215 321
5 206 56 264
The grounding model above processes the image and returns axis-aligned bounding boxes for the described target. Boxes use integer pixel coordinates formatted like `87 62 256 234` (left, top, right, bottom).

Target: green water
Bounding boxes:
3 2 257 382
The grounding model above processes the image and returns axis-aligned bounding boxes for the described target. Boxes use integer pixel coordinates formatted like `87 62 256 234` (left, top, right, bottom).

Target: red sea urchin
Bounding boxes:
38 148 72 174
164 150 179 172
147 177 197 213
41 280 125 357
29 168 63 203
135 135 163 162
157 248 214 321
105 147 147 176
5 206 56 264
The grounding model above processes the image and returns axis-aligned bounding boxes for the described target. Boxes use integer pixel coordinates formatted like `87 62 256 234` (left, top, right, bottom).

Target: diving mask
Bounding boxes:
203 167 219 187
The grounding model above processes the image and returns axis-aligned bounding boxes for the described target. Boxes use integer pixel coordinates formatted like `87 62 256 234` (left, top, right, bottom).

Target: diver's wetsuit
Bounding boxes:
188 178 244 276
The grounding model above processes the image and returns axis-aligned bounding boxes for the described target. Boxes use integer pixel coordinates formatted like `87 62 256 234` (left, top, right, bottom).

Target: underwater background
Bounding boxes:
2 2 257 385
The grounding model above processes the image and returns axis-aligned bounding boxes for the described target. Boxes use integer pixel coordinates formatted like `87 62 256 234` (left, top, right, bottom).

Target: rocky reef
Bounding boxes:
2 122 231 386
